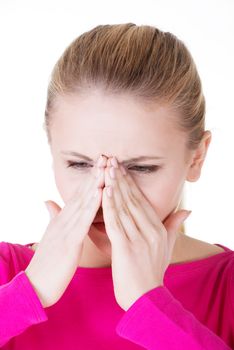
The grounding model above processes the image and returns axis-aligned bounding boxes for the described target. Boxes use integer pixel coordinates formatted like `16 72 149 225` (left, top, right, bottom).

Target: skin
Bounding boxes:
35 88 217 268
98 159 193 309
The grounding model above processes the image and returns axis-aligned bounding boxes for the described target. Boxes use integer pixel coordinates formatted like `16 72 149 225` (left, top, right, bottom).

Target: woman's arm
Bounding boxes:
116 285 233 350
0 270 48 347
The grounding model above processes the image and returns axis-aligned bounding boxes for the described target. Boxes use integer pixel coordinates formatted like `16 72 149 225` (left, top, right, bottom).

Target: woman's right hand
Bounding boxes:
25 159 106 308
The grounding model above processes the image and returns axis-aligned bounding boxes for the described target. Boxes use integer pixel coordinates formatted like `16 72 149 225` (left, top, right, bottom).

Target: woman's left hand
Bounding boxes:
101 156 191 311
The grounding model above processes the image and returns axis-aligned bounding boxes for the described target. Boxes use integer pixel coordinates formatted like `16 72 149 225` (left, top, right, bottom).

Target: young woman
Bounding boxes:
0 23 233 349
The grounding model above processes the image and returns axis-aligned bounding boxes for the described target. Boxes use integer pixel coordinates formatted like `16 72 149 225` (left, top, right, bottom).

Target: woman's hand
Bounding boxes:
25 161 103 308
101 156 191 311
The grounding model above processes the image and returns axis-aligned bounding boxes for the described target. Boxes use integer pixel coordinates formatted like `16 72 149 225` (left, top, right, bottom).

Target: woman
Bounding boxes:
0 23 233 349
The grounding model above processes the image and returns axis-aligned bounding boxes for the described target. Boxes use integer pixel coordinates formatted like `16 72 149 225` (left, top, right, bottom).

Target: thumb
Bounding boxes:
44 200 62 220
164 210 192 236
164 210 192 259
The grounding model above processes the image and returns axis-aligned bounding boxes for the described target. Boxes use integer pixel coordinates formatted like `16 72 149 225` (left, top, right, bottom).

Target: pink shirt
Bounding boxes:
0 240 233 349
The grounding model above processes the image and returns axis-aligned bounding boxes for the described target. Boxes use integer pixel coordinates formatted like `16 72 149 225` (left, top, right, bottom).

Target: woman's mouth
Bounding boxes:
92 222 107 234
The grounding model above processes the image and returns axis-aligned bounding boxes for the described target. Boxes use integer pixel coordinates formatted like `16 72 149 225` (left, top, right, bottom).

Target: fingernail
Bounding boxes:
97 155 104 167
109 166 116 179
110 157 118 168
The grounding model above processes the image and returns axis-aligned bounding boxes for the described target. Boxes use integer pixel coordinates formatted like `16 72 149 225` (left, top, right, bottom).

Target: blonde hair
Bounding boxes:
43 23 206 234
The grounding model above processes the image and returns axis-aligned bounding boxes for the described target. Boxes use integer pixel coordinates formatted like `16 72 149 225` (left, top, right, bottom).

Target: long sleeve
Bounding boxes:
0 271 48 347
116 286 232 350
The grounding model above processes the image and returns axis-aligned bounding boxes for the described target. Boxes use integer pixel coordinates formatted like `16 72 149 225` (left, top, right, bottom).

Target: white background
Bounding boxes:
0 0 233 249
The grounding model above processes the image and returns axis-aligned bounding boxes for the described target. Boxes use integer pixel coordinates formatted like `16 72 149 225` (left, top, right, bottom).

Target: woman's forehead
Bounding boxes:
50 92 184 154
52 91 176 129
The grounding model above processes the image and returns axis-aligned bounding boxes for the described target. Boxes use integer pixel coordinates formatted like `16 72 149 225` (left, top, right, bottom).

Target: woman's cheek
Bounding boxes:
129 176 163 220
53 168 89 204
138 177 179 223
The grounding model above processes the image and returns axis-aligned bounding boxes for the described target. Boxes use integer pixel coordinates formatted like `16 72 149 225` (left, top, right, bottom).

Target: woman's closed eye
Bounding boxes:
66 161 91 169
66 161 160 174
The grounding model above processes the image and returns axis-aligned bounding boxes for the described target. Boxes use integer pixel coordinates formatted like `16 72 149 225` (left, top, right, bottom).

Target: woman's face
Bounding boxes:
48 89 198 260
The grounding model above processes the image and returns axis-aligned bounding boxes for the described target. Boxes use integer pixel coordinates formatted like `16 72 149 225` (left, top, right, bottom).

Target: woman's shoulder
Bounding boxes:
0 240 34 256
0 241 34 284
171 233 233 265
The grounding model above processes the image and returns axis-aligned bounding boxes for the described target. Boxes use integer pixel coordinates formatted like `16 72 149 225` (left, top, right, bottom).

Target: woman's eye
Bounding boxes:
66 162 159 174
66 161 91 169
129 165 159 173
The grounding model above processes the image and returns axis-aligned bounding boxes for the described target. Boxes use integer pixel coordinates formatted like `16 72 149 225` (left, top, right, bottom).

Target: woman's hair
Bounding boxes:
43 23 207 234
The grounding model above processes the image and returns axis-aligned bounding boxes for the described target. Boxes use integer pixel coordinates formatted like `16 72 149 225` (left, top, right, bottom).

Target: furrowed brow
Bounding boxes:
60 151 165 164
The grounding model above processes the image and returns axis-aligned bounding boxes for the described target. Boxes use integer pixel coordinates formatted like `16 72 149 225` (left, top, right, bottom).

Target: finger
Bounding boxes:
68 164 102 205
44 200 61 220
58 167 103 223
102 183 128 246
94 155 107 188
64 180 103 241
164 210 192 251
117 164 163 229
105 166 142 242
110 165 162 244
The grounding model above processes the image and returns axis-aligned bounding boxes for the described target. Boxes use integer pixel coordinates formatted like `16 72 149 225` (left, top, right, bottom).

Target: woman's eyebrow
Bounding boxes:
60 151 165 163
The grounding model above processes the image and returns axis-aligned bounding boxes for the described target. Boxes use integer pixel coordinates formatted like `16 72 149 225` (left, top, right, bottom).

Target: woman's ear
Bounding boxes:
186 130 212 182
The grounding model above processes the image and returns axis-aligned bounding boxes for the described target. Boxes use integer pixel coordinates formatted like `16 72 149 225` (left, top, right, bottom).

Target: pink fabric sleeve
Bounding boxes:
231 267 234 321
116 286 232 350
0 271 48 347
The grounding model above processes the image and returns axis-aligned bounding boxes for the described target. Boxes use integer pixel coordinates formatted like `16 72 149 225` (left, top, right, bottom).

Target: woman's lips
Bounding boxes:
93 222 107 234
